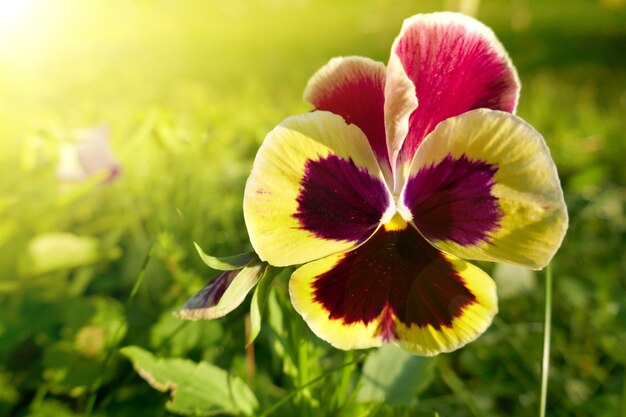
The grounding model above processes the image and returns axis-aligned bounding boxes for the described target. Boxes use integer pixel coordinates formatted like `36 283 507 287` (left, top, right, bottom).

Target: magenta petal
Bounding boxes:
389 13 520 168
304 57 391 178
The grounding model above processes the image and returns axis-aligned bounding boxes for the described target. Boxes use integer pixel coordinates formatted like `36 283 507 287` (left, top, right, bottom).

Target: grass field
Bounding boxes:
0 0 625 416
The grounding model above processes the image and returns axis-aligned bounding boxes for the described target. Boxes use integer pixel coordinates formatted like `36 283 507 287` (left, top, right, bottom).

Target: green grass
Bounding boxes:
1 0 624 416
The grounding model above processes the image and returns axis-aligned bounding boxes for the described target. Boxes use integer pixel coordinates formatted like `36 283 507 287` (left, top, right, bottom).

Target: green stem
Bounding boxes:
85 319 126 416
298 340 309 386
156 321 189 352
539 263 553 417
84 389 98 417
438 357 487 417
87 242 155 415
30 385 48 410
332 350 355 410
93 320 190 413
297 338 310 417
259 356 364 417
621 369 626 417
129 241 154 300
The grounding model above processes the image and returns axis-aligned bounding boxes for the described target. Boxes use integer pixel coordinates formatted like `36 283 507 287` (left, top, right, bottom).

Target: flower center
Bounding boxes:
383 212 408 231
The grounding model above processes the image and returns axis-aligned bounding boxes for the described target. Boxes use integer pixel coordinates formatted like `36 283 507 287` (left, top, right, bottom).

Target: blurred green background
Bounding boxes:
0 0 624 416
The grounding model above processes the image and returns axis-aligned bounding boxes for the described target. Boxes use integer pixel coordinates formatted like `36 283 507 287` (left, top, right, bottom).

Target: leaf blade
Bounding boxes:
120 346 259 416
194 242 255 271
356 344 436 406
247 267 280 346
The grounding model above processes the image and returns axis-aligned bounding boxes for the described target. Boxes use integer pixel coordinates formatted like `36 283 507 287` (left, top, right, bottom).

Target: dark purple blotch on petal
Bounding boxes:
312 227 476 330
199 270 238 307
294 154 390 242
404 154 503 246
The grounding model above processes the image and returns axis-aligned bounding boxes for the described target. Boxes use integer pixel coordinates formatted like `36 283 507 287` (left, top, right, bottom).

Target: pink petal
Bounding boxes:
304 57 391 182
384 52 417 190
75 125 121 182
386 12 520 175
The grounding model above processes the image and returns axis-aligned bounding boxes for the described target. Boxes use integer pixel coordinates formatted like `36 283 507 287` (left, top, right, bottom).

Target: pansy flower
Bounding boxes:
242 12 567 355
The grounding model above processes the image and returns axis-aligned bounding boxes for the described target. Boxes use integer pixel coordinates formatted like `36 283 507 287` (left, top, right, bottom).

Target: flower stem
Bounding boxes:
259 355 364 417
86 242 156 416
245 314 255 383
129 241 153 300
298 338 310 417
332 350 355 409
539 263 553 417
438 357 487 417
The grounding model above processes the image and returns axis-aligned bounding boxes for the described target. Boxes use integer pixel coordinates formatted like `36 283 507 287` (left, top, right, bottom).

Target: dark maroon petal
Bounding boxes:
294 154 391 242
403 154 503 246
312 227 476 330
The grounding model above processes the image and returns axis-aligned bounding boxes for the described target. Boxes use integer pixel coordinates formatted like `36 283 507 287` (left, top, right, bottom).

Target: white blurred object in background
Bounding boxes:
56 125 121 183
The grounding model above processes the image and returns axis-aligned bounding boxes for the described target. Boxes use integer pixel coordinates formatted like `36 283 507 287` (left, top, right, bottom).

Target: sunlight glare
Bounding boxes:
0 0 64 60
0 0 35 29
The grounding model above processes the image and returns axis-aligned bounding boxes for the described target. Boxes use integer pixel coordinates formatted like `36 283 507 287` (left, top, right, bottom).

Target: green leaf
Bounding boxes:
266 283 298 379
64 296 128 358
120 346 258 416
247 267 280 346
20 233 101 276
356 344 436 406
194 242 255 271
174 263 267 320
26 400 80 417
42 341 117 397
0 368 19 406
150 312 223 356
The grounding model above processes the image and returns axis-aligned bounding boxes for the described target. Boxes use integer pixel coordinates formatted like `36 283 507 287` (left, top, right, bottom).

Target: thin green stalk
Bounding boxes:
84 319 126 416
84 389 98 417
129 241 154 300
297 339 311 417
438 357 487 417
29 385 48 411
621 370 626 417
93 320 190 413
332 350 355 410
298 340 309 386
539 263 553 417
156 321 189 352
259 356 364 417
85 243 154 416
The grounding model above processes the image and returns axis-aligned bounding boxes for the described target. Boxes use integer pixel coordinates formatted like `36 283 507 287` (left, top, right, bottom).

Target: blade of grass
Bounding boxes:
332 349 355 410
259 355 365 417
129 241 154 301
29 385 48 412
84 242 154 416
622 370 626 417
539 263 553 417
438 357 487 417
245 313 255 383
